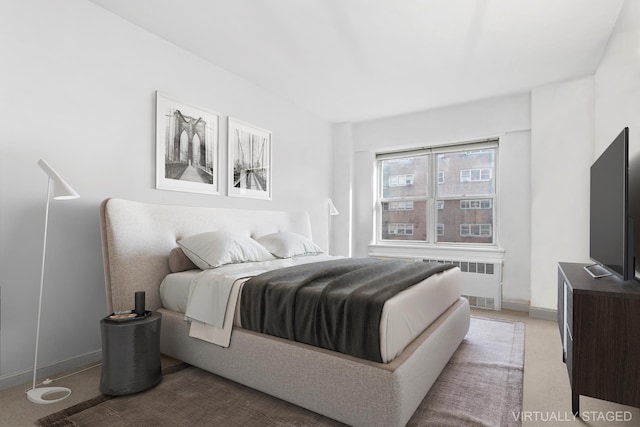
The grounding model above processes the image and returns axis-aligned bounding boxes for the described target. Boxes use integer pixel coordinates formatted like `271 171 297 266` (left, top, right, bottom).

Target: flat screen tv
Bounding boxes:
588 127 635 281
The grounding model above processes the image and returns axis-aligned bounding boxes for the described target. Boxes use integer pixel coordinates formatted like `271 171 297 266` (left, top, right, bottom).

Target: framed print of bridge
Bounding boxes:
155 92 220 195
227 117 272 200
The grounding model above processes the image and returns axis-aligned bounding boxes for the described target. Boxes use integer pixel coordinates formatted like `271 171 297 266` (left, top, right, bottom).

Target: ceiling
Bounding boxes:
88 0 624 123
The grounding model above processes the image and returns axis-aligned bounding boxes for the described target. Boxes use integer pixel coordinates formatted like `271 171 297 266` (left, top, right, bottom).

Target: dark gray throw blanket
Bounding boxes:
240 258 455 362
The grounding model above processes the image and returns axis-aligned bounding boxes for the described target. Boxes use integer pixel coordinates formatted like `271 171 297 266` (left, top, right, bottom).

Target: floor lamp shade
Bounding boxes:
328 198 339 216
27 159 79 404
38 159 80 200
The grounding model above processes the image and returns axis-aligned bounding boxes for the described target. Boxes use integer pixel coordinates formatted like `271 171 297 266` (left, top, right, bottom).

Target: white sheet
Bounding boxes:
185 266 270 327
160 257 460 362
187 278 248 347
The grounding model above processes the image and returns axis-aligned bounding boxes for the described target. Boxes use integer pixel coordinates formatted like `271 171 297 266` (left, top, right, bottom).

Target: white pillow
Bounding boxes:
177 231 275 269
256 232 323 258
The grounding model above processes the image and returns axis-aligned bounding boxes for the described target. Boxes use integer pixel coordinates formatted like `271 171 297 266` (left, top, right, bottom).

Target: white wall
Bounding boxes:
0 0 333 386
528 0 640 311
595 0 640 157
530 77 594 311
331 123 354 257
334 93 532 305
595 0 640 281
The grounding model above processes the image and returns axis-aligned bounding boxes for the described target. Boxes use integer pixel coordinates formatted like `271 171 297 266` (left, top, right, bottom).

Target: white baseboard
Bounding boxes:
528 306 557 321
501 299 558 321
0 350 101 392
501 299 530 312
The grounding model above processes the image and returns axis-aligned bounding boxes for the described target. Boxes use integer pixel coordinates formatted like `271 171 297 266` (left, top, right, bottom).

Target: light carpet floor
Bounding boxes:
2 308 639 426
34 317 524 427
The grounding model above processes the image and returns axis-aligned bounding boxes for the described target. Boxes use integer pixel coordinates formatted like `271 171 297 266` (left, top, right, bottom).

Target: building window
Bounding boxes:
389 174 414 186
377 140 497 245
460 168 492 182
388 223 414 235
385 201 414 211
460 224 492 237
460 199 492 209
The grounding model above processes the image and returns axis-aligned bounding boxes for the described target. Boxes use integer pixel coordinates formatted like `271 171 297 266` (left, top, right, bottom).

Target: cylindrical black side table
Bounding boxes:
100 311 162 395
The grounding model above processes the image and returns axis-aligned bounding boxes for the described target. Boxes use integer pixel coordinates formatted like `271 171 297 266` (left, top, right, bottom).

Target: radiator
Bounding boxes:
374 256 502 310
421 258 502 310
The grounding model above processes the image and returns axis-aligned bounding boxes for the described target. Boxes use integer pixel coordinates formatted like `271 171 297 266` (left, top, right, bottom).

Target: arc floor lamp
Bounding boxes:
26 159 80 404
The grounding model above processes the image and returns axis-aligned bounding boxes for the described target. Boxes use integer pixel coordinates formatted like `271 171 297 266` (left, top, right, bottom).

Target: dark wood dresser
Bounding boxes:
557 262 640 415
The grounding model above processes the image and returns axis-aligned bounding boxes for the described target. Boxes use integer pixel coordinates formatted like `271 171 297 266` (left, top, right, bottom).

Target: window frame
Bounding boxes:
375 139 498 247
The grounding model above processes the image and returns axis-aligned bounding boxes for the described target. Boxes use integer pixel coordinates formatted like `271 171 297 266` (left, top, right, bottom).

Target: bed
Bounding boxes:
99 198 470 426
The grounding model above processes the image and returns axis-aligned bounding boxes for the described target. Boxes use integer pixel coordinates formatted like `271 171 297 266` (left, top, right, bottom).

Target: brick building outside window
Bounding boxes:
377 142 497 245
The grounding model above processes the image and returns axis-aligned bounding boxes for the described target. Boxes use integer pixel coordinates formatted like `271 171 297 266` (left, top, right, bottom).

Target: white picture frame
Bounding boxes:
155 91 219 195
227 117 272 199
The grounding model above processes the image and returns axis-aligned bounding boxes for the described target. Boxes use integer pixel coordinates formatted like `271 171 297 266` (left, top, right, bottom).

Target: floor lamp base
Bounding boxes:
26 386 71 404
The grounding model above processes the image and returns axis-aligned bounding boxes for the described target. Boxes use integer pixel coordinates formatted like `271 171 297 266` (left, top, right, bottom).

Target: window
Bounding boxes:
386 201 414 211
460 224 492 237
388 223 414 235
377 141 497 245
389 174 414 186
460 199 492 209
460 168 492 182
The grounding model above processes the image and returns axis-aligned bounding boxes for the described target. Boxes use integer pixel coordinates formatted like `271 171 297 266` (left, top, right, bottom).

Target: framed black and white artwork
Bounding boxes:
155 92 219 195
227 117 272 199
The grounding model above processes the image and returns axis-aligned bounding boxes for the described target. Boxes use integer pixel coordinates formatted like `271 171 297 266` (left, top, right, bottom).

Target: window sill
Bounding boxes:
368 243 505 262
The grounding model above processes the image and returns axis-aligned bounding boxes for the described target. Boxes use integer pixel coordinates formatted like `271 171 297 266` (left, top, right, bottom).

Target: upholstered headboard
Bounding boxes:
99 198 314 313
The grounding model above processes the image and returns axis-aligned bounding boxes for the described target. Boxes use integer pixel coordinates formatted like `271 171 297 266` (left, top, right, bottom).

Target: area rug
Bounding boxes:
37 316 524 427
